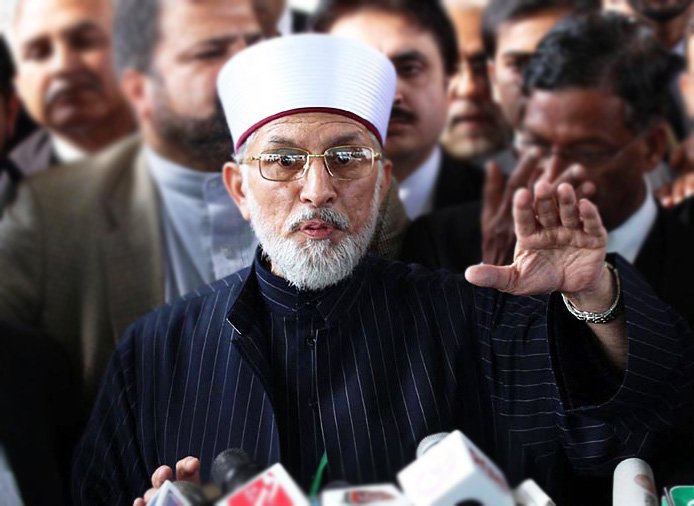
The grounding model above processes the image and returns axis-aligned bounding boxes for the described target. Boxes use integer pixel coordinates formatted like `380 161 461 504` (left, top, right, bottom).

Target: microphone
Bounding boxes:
211 448 263 494
210 449 309 506
320 483 411 505
512 479 555 506
148 479 211 506
397 430 515 506
612 458 658 506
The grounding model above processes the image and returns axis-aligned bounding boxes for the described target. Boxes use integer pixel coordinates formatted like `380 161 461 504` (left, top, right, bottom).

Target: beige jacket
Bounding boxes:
0 135 163 400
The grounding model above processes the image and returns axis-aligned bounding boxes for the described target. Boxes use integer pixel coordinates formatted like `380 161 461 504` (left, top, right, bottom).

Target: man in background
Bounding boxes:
482 0 597 129
313 0 485 219
0 0 263 402
440 0 511 165
404 13 694 331
3 0 135 185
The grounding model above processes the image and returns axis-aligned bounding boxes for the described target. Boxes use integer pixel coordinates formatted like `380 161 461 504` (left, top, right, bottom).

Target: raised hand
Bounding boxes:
467 181 607 297
132 456 201 506
481 149 596 266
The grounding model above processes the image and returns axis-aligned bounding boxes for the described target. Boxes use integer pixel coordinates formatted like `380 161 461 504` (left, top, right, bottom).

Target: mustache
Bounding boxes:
287 208 350 233
44 72 103 107
389 105 417 124
448 100 499 120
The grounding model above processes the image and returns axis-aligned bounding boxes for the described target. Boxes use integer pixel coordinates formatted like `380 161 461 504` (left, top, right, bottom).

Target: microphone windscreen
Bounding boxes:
416 433 449 459
613 458 657 506
210 448 261 493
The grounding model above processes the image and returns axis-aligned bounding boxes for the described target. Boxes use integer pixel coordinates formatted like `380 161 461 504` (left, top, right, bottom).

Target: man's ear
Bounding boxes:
120 69 151 122
642 121 669 173
379 158 393 205
223 162 251 220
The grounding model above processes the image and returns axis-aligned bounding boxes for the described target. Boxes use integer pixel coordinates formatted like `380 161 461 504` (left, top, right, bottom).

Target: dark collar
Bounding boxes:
226 247 372 337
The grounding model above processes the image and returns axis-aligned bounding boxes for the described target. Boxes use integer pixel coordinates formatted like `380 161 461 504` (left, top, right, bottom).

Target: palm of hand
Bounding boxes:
466 182 608 297
509 226 607 296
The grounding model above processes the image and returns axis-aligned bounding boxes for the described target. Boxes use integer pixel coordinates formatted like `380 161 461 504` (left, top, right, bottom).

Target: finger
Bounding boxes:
557 183 581 229
482 161 505 223
151 465 173 489
533 180 560 229
143 487 159 503
507 147 541 194
575 180 596 200
684 174 694 199
465 263 517 292
175 456 201 484
670 144 685 173
512 187 537 238
133 499 146 506
672 178 685 205
578 198 606 239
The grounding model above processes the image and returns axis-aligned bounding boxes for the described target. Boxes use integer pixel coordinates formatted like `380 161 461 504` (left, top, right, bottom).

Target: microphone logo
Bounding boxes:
221 470 293 506
340 490 399 504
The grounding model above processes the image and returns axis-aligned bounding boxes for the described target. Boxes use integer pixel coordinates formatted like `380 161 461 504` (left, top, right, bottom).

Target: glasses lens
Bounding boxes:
325 146 374 180
259 148 308 181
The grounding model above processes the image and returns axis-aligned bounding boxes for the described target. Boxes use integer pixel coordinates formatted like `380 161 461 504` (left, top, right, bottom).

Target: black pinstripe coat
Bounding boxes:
73 253 694 505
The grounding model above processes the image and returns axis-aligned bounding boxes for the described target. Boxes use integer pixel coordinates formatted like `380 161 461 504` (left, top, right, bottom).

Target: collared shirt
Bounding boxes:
52 135 87 164
607 183 658 263
74 250 694 506
147 149 257 300
397 147 441 220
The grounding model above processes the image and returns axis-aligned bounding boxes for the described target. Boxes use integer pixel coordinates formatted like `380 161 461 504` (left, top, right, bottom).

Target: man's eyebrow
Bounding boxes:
391 49 428 64
265 135 297 146
331 132 366 145
22 21 103 49
501 50 534 59
63 21 106 38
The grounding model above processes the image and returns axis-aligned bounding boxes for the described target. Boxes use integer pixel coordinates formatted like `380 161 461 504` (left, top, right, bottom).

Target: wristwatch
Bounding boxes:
561 263 623 324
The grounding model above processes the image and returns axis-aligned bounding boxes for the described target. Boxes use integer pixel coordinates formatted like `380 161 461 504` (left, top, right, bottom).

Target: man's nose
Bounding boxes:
299 157 337 207
537 152 568 184
449 66 485 99
50 43 82 74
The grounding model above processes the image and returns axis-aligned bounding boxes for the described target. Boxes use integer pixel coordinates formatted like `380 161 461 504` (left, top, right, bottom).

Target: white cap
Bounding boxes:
217 33 397 151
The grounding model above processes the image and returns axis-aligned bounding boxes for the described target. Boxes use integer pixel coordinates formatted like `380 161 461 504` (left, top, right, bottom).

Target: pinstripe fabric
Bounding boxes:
72 252 694 506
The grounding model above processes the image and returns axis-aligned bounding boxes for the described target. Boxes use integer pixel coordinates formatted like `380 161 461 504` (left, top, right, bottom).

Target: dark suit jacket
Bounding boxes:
402 202 694 328
73 253 693 506
431 151 484 211
0 321 84 506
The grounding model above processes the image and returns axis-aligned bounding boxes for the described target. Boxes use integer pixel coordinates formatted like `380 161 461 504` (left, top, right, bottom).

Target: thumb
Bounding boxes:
465 263 515 292
482 161 504 219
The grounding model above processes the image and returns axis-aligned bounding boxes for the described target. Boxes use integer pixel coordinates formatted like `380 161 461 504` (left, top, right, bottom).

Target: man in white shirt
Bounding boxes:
2 0 136 192
403 13 694 329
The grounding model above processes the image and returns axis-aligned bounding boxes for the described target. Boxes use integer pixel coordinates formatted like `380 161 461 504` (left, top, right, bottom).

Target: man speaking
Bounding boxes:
73 34 693 506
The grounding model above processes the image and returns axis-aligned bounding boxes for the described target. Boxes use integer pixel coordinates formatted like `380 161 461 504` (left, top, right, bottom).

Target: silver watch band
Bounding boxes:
561 263 622 324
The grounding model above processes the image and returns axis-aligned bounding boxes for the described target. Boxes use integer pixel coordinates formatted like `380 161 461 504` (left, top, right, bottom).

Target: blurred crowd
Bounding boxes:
1 0 694 504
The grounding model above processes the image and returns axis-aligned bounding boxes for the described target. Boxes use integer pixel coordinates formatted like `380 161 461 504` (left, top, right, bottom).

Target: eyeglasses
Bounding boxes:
515 133 643 169
237 145 382 182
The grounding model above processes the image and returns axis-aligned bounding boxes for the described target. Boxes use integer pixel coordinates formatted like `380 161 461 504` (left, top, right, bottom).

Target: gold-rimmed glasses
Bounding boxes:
237 145 382 182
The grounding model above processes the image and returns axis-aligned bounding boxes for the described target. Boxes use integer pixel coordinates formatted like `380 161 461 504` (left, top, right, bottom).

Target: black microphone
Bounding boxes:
210 448 263 495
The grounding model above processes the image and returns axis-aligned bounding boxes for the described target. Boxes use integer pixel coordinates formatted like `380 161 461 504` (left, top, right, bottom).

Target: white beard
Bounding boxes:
244 169 383 291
